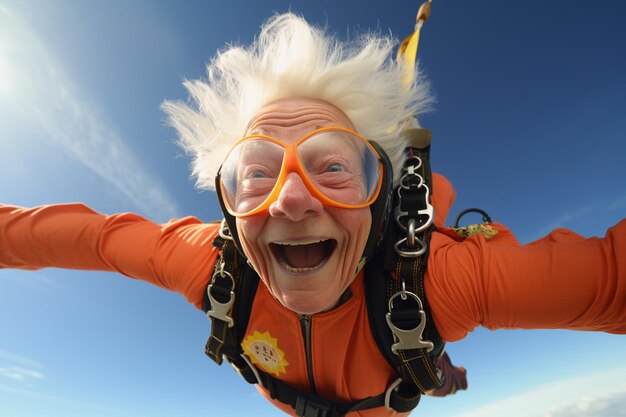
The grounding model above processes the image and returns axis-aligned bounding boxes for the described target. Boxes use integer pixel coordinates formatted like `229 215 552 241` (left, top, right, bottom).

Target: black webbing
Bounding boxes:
204 235 256 365
389 145 444 392
251 368 420 417
366 145 444 402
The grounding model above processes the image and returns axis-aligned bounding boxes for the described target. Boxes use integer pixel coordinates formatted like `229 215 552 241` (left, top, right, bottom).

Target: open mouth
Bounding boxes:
270 239 337 273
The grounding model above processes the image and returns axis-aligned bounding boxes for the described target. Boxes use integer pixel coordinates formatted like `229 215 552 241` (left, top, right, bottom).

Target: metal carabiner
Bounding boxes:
394 183 434 234
414 183 434 233
400 165 424 190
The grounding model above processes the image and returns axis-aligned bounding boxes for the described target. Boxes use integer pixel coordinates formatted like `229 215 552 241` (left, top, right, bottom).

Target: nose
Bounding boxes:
268 173 323 221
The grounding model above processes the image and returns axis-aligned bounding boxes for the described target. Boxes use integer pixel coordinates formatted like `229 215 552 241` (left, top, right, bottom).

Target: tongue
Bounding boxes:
283 242 326 268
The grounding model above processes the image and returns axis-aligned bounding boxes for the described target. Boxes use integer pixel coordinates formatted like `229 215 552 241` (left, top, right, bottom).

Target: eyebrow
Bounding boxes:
247 124 333 138
247 128 266 136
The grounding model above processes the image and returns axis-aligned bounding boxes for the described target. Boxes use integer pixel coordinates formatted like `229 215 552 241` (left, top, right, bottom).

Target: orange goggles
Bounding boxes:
217 126 385 217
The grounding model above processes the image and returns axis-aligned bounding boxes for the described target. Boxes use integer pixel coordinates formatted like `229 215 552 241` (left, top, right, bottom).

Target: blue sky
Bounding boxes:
0 1 625 416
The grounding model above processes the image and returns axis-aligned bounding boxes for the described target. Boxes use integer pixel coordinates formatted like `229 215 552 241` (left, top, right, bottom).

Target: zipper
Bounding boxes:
298 314 317 394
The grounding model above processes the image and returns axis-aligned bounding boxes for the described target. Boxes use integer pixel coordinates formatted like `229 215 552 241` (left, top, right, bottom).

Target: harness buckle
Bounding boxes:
295 396 331 417
385 291 434 354
207 265 236 328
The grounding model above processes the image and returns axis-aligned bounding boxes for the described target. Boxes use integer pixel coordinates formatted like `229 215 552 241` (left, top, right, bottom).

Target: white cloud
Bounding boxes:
545 391 626 417
0 351 44 382
0 366 44 381
530 192 626 241
541 204 596 232
608 194 626 211
0 382 147 417
0 350 143 416
0 5 181 222
448 367 626 417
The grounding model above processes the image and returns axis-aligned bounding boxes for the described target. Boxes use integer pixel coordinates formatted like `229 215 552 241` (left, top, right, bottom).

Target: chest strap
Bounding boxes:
204 221 257 367
253 367 420 417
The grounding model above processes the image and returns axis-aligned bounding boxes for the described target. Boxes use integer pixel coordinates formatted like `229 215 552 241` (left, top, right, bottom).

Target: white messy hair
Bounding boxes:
162 12 433 190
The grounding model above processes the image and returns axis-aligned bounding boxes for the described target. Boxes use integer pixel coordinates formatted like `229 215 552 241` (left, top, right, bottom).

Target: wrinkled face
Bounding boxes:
236 97 372 314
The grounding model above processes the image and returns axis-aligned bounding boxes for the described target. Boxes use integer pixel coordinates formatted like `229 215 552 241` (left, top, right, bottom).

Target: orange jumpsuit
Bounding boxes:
1 174 625 417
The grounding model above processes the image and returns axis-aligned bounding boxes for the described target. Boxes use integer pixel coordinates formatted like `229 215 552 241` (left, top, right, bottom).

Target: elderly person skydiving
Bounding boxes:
1 12 625 417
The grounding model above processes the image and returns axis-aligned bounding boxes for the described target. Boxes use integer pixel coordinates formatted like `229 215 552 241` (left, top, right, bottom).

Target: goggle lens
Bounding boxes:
219 128 382 216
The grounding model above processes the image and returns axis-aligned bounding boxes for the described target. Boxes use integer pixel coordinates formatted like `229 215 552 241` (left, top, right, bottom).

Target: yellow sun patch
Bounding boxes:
242 330 289 377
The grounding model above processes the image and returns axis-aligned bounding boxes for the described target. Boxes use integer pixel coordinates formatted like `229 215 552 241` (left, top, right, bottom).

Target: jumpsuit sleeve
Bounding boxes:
0 203 220 310
425 219 626 342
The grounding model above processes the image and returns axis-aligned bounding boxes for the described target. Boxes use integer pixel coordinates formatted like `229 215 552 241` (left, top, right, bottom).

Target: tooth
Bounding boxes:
275 239 327 246
279 259 324 272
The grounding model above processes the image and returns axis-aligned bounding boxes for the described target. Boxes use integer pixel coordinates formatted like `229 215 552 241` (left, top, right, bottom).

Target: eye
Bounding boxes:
326 162 346 173
249 169 269 179
242 164 276 180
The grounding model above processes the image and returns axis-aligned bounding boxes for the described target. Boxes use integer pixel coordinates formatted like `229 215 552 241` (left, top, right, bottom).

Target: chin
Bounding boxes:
269 264 343 315
283 300 327 315
279 290 337 315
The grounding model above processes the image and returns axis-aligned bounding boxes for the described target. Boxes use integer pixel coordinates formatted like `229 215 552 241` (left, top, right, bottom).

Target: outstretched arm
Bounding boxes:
426 220 626 342
0 203 219 309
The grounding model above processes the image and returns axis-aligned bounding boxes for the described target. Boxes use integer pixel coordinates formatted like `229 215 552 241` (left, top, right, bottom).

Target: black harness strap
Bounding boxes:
204 226 258 366
392 145 443 391
389 236 443 392
254 367 420 417
366 140 445 403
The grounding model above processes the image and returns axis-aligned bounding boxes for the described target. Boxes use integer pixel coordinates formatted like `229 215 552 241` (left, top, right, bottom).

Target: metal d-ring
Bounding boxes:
388 290 424 312
384 378 403 411
407 218 416 248
212 262 234 285
394 236 427 258
238 353 263 387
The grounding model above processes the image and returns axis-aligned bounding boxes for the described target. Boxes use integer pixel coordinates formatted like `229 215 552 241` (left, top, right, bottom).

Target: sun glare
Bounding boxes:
0 54 16 94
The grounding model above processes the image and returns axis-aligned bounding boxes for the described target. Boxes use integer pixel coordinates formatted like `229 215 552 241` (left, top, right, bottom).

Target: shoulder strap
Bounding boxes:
203 221 258 372
365 133 445 404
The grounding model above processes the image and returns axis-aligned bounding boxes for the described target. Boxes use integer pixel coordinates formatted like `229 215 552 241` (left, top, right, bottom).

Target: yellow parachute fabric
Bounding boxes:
397 1 432 86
